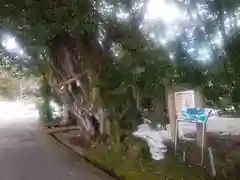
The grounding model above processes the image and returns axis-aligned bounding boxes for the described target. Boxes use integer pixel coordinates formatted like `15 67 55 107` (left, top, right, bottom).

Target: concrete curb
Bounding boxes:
51 133 85 155
40 123 121 180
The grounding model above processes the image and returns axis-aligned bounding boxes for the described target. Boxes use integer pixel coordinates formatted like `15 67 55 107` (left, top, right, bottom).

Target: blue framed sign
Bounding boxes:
178 107 212 124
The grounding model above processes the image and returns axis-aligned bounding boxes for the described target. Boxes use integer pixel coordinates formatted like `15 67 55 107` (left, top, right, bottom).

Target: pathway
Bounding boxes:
0 118 114 180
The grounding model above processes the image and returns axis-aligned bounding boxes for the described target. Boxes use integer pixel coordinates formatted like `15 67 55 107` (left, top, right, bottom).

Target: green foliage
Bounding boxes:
1 0 240 179
0 65 22 98
38 99 52 121
38 76 52 121
0 0 239 118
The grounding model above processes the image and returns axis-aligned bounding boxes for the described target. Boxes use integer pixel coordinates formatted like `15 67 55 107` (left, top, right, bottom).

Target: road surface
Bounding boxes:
0 118 114 180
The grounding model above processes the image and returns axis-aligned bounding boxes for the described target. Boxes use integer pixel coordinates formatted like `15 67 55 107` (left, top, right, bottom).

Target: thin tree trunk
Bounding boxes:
60 86 70 125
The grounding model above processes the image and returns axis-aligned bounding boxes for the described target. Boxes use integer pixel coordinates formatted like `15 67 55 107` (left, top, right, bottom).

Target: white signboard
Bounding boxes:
174 90 195 117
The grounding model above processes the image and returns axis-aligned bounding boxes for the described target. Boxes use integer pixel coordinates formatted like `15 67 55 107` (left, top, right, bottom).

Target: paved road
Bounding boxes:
0 118 114 180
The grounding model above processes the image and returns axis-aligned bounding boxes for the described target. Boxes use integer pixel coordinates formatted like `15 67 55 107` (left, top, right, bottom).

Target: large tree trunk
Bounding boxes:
48 31 111 141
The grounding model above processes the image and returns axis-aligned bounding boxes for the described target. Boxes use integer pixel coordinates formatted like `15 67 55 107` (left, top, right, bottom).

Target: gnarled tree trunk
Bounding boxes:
48 32 103 141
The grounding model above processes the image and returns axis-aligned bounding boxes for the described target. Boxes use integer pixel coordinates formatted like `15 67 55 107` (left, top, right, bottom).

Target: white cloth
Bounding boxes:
133 123 170 160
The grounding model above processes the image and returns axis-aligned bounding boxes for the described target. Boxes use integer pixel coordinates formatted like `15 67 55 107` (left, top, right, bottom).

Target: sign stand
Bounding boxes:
174 108 211 165
201 123 206 164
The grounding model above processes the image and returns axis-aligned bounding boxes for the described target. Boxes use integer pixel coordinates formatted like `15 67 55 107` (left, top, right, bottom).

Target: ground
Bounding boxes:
180 116 240 136
1 101 240 180
0 117 115 180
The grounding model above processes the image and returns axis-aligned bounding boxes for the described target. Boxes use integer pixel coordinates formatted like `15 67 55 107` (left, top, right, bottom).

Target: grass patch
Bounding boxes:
85 136 215 180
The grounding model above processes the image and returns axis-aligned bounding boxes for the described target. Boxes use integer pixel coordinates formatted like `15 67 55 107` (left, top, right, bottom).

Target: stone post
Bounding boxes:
166 88 177 141
194 90 207 148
